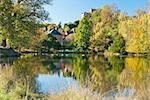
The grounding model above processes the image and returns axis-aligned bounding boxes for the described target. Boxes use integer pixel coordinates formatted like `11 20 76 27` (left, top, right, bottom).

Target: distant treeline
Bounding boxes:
73 5 150 54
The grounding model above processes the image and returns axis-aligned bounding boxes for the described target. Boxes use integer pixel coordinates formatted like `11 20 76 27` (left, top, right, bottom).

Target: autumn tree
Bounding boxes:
89 5 125 52
122 15 150 53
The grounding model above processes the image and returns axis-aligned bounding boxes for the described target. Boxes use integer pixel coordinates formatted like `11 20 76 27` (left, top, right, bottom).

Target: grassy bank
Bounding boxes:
48 87 101 100
0 85 148 100
47 87 144 100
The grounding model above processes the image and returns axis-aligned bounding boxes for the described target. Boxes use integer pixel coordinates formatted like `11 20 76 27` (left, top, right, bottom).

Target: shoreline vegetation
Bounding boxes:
23 51 148 57
0 47 148 58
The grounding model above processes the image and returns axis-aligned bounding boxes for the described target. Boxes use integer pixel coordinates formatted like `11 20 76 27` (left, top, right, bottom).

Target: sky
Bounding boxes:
45 0 148 25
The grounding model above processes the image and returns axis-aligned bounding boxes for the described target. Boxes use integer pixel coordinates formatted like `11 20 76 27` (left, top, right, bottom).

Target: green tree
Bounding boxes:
74 17 92 51
42 34 61 51
0 0 52 49
108 34 125 53
64 23 71 32
64 20 79 33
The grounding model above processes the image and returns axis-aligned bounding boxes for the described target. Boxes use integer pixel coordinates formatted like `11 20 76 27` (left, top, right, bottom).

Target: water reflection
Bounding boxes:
118 57 150 99
0 57 17 67
0 56 48 99
36 74 78 94
0 54 149 99
87 56 125 94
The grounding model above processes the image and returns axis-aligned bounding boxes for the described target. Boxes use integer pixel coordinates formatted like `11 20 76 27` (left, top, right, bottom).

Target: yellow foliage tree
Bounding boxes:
122 14 150 53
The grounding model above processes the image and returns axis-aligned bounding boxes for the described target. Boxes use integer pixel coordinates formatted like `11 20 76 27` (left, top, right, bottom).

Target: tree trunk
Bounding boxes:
1 39 7 47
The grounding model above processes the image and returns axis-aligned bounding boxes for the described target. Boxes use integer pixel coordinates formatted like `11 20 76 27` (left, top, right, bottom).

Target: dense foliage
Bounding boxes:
73 5 150 53
41 34 61 51
64 20 79 33
0 0 52 51
0 2 150 54
122 14 150 53
74 17 92 51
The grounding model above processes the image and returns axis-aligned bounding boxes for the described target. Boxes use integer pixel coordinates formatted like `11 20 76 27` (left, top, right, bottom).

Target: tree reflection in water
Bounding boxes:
76 55 125 96
72 55 150 99
0 54 149 99
118 57 150 99
0 56 48 99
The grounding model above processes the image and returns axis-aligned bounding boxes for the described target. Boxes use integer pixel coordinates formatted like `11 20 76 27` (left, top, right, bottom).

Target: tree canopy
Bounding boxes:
73 5 150 54
0 0 52 50
73 17 92 51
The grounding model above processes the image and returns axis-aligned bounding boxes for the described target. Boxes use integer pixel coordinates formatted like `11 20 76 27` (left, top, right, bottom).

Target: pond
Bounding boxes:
0 54 150 99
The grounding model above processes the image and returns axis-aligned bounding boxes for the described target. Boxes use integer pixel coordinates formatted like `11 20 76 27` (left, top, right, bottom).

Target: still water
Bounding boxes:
0 54 150 99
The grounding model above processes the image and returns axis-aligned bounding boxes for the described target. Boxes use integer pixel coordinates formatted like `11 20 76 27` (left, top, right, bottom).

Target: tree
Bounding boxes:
125 15 149 53
74 17 92 51
73 20 79 27
63 20 79 33
47 23 57 31
42 34 61 51
89 5 121 52
0 0 52 49
64 23 71 32
108 34 125 53
29 28 47 51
